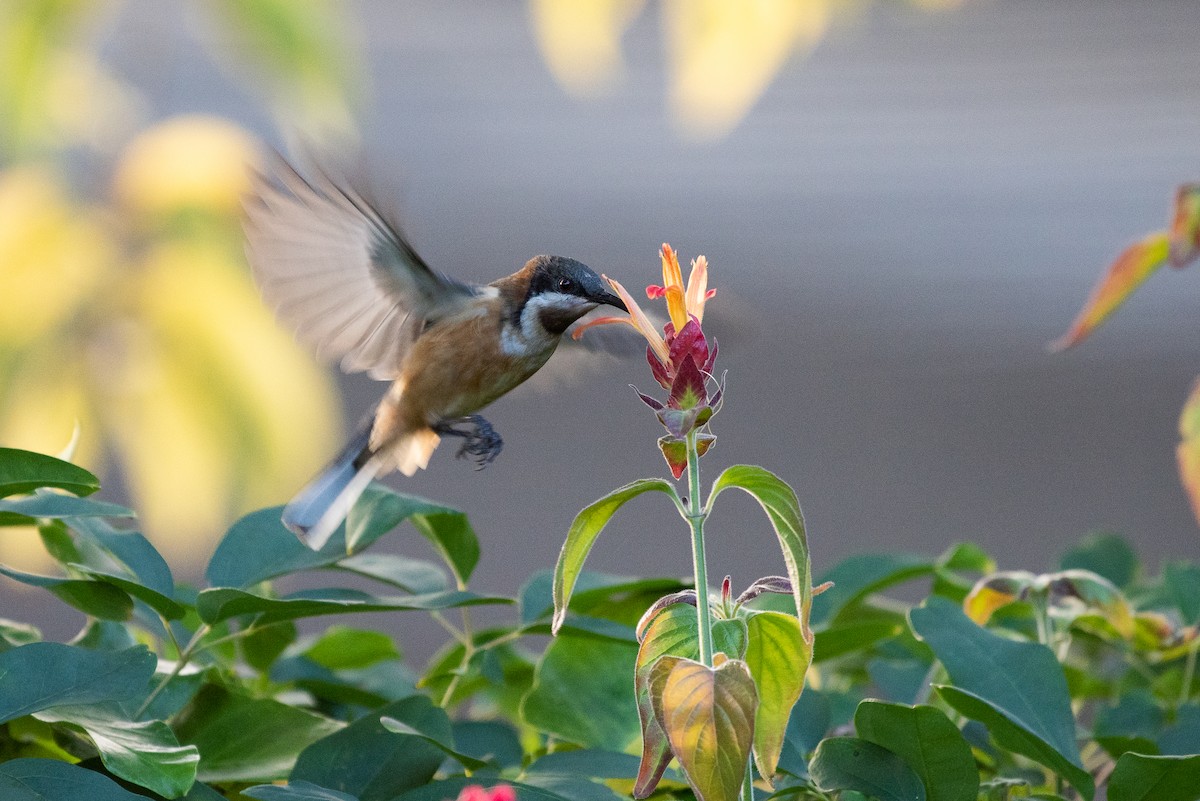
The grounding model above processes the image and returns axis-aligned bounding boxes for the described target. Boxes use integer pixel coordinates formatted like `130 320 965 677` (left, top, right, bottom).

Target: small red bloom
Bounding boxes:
453 784 516 801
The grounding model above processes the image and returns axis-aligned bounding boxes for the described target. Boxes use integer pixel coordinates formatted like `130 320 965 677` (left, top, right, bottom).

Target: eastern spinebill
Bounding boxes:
244 157 627 550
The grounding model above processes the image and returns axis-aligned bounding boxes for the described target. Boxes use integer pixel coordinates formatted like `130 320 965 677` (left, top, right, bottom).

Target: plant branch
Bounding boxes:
685 430 713 667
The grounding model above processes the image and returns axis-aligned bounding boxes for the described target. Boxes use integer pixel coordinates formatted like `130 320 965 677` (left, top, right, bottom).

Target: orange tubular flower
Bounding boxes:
575 243 722 478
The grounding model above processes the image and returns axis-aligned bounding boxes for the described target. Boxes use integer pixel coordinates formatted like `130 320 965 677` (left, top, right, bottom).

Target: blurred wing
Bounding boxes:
244 155 481 379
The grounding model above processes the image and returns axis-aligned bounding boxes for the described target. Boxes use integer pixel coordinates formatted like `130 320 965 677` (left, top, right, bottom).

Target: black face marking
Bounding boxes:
512 255 613 330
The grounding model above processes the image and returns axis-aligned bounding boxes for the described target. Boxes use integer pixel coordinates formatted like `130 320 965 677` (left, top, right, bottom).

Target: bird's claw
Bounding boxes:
434 415 503 470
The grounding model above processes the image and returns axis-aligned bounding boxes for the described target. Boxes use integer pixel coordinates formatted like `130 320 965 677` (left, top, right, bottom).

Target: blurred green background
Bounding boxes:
3 0 1199 649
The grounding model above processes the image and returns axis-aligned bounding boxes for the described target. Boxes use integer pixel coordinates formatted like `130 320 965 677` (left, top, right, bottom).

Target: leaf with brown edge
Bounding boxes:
962 570 1034 625
1168 184 1200 266
1050 231 1171 351
649 655 757 801
633 604 747 798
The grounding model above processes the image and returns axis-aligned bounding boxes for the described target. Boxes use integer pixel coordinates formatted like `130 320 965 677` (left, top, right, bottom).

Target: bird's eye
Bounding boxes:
557 277 575 293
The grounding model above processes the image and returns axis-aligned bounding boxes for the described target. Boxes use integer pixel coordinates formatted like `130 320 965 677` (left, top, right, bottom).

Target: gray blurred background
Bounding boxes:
7 0 1200 650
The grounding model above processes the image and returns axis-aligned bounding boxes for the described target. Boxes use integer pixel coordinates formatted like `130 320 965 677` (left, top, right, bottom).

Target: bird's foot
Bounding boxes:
434 415 503 470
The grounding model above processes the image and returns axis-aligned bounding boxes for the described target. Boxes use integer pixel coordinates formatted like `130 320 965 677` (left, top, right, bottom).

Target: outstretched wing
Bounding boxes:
243 155 482 379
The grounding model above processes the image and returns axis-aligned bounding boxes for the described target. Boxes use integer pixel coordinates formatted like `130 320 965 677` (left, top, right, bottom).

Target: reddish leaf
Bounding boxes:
648 346 672 389
1051 232 1171 351
658 437 687 480
668 354 707 410
1169 184 1200 267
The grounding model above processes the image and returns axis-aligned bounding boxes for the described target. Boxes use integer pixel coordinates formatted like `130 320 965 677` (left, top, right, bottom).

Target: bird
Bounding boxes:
243 156 627 550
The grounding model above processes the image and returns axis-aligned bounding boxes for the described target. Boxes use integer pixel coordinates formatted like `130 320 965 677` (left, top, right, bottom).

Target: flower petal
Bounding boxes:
685 255 711 322
606 275 671 365
660 244 689 330
669 317 709 372
570 315 635 340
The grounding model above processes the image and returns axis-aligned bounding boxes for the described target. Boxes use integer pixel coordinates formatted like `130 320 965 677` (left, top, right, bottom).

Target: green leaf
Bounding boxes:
809 737 926 800
451 720 523 769
0 447 100 498
304 626 400 670
379 715 488 770
0 563 133 620
34 704 199 798
241 621 297 672
1094 690 1163 758
552 478 679 633
347 486 480 586
632 603 747 796
196 586 505 625
777 689 832 775
854 701 978 801
529 748 647 778
292 696 450 801
745 610 810 783
0 758 148 801
649 656 758 801
244 782 360 801
0 643 155 724
1164 562 1200 626
67 517 175 598
206 506 339 588
811 553 933 627
1108 753 1200 801
707 465 813 646
0 493 132 525
910 598 1092 799
335 553 447 594
523 632 641 751
174 684 343 783
72 566 187 620
1059 532 1138 588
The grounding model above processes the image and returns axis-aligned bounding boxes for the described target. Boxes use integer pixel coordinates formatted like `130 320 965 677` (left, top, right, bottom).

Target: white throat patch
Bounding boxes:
500 292 588 357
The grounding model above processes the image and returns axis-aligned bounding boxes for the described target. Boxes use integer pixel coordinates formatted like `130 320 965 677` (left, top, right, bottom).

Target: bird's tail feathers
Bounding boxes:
395 428 441 476
283 421 378 550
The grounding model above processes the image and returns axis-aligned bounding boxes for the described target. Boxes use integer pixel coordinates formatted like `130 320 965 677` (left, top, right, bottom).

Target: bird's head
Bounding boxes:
519 255 627 335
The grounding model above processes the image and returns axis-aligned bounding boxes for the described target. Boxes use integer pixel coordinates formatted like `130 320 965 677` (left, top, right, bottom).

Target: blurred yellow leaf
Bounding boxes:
0 167 111 346
1177 378 1200 530
0 117 343 567
1050 232 1171 351
529 0 646 94
664 0 830 140
113 115 261 217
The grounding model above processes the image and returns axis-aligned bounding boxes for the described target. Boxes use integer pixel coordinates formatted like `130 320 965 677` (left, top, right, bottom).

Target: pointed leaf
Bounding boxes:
649 656 757 801
348 486 479 585
552 478 679 633
0 493 132 525
72 566 187 620
35 704 199 799
1108 753 1200 801
0 563 133 620
379 716 488 771
0 447 100 498
809 737 926 800
708 466 812 646
667 353 707 410
0 758 149 801
910 597 1093 799
292 696 450 800
854 701 978 801
0 643 156 724
174 685 343 783
1051 231 1171 350
196 586 504 625
304 626 399 670
335 553 448 594
744 610 810 783
657 436 688 480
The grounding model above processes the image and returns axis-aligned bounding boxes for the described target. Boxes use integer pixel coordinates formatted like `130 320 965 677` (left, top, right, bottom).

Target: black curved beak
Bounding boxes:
594 288 627 312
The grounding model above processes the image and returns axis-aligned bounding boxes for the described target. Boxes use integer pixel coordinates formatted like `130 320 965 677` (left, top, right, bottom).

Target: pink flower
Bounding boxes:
453 784 516 801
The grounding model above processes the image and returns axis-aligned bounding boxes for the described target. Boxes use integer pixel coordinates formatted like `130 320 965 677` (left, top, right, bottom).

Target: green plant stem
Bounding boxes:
685 430 713 667
135 623 210 719
741 761 754 801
